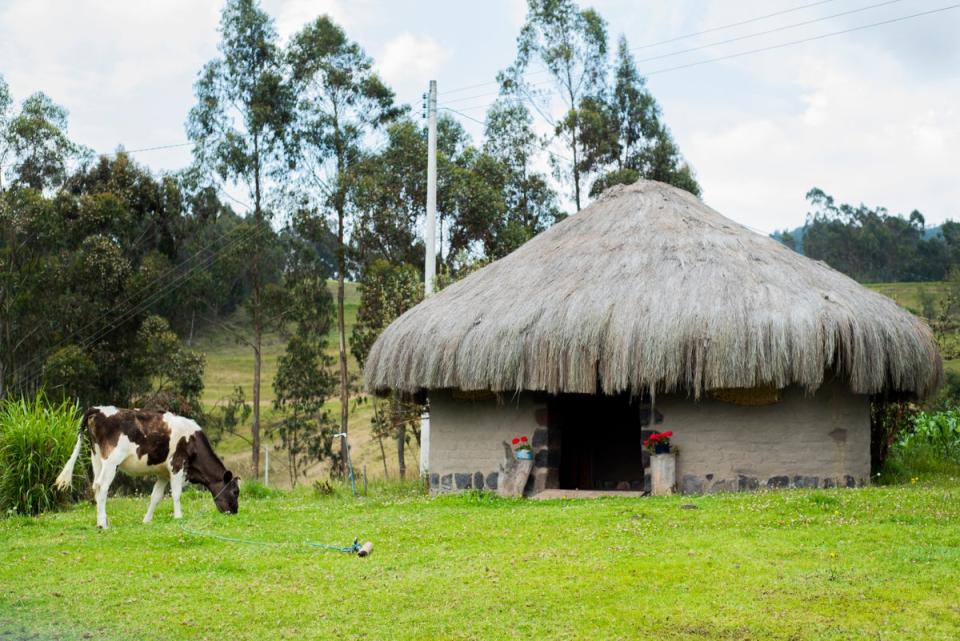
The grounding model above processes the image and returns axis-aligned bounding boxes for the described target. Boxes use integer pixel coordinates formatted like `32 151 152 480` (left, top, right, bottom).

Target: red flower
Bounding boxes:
663 431 673 438
520 436 528 443
512 437 520 445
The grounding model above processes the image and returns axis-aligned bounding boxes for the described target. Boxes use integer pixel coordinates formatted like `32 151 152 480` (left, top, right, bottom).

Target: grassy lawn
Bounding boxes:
2 481 959 640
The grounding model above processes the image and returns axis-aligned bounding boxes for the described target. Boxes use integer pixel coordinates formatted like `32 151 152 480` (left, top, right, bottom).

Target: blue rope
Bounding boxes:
179 522 361 554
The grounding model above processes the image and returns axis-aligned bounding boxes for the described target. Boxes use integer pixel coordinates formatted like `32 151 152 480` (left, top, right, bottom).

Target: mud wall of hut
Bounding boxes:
426 381 871 495
664 381 871 492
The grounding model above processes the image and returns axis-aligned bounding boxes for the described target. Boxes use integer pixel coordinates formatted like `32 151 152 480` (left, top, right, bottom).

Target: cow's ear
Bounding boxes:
223 470 233 483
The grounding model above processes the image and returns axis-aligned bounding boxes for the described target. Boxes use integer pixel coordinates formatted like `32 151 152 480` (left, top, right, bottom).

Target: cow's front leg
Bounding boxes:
143 478 168 523
170 470 185 519
94 461 118 529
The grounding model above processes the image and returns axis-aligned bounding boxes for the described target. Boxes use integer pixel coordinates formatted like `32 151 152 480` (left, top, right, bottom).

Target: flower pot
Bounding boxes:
654 443 671 455
650 452 677 496
515 449 533 460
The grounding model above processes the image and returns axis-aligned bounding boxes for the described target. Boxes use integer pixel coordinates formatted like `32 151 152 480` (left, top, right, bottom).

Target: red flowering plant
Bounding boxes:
511 436 532 452
643 431 673 454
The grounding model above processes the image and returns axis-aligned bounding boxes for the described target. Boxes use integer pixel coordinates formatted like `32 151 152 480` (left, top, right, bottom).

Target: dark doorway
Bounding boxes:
551 393 659 491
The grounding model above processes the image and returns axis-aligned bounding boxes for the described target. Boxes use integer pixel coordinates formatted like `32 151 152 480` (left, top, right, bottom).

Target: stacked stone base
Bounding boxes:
680 473 867 494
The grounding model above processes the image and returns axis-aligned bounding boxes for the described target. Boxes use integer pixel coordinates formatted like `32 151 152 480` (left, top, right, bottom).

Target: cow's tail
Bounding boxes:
54 408 94 491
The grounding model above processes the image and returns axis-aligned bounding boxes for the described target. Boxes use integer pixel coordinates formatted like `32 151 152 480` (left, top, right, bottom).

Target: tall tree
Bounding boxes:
0 80 80 193
499 0 608 211
582 36 700 197
483 100 560 255
351 260 423 479
0 75 12 191
272 276 338 486
186 0 293 478
286 16 400 474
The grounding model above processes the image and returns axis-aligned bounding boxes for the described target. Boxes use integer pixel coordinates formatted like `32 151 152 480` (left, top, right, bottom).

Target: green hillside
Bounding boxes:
193 281 419 487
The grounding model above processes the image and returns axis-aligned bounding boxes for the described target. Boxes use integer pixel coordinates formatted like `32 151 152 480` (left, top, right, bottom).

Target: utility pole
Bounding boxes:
424 80 437 297
421 80 437 479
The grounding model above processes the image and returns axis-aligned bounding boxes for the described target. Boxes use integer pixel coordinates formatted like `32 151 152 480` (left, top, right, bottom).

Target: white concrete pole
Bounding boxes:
420 81 438 477
424 80 437 297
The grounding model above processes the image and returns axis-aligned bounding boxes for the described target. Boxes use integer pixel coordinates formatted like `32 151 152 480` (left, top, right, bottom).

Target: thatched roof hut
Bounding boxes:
365 179 941 400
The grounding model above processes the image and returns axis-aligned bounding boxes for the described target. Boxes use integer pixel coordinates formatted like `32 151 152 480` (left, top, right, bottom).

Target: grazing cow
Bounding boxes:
55 406 239 528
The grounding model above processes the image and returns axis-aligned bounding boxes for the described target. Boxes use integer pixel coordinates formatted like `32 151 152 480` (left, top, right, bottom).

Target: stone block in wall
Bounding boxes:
455 473 472 489
681 474 705 494
485 472 499 490
473 471 484 490
767 475 789 489
534 448 549 467
440 474 453 491
532 427 548 448
429 473 439 491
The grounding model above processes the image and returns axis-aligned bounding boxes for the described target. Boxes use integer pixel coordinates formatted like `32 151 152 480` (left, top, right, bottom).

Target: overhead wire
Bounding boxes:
15 213 265 393
440 3 959 117
441 0 844 96
633 0 907 65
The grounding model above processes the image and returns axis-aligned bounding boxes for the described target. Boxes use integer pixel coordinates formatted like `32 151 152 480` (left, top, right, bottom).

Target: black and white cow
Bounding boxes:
55 406 239 528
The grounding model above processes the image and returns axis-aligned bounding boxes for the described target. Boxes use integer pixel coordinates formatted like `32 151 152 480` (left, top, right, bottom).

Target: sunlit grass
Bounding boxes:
1 479 959 640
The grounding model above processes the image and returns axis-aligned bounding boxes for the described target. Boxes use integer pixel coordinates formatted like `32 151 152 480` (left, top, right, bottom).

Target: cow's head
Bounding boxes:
210 470 240 514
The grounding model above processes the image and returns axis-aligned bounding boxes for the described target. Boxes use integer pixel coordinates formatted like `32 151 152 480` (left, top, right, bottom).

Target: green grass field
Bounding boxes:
1 480 959 640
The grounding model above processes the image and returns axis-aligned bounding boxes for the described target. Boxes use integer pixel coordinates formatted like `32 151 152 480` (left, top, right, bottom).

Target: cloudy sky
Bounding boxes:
1 0 957 233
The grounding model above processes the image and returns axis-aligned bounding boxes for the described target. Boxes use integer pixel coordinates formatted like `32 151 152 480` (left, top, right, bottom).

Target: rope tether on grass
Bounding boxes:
179 522 363 554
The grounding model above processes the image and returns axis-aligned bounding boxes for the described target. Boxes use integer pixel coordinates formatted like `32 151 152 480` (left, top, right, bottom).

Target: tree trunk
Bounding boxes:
336 203 349 479
378 432 389 479
394 395 406 480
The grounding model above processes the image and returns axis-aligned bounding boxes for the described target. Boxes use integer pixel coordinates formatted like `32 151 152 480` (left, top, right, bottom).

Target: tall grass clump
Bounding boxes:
879 409 960 484
0 394 82 516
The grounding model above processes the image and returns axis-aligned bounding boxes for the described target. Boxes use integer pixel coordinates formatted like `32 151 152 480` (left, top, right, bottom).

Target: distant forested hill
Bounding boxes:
771 188 959 283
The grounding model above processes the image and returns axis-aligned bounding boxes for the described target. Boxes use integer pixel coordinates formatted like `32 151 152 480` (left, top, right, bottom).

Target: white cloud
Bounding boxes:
270 0 380 41
375 33 451 106
0 0 220 167
680 44 960 232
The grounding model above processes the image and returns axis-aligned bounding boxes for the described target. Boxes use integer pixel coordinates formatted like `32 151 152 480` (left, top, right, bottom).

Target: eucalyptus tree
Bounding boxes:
0 75 11 190
285 16 401 470
584 36 700 198
0 84 80 192
499 0 608 211
186 0 294 478
483 100 560 255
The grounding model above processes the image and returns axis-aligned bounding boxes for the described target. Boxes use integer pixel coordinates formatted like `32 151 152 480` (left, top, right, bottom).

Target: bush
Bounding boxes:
878 409 960 484
0 394 83 516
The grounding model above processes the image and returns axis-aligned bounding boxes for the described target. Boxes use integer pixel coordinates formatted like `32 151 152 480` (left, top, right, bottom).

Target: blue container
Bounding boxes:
516 449 533 460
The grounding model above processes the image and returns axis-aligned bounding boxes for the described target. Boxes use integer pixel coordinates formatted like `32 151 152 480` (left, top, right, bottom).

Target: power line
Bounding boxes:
643 3 960 77
440 106 572 163
14 217 265 393
633 0 841 50
441 3 959 118
101 142 194 156
441 0 843 96
634 0 906 65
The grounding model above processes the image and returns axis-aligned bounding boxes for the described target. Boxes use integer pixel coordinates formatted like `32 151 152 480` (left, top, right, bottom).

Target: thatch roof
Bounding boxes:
364 180 942 399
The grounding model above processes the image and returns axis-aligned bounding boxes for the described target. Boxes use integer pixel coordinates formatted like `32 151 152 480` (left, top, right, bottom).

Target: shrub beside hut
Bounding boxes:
364 180 942 495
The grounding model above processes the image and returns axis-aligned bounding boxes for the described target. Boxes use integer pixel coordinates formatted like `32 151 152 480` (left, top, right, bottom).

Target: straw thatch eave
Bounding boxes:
364 180 942 399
